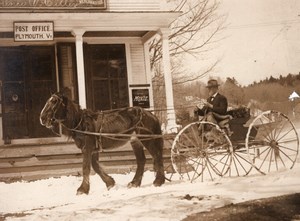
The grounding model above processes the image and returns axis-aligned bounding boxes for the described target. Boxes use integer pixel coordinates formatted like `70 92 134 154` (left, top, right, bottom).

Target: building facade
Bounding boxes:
0 0 180 146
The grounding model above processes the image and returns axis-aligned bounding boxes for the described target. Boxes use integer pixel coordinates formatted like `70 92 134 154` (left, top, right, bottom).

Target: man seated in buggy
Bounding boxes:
194 79 233 136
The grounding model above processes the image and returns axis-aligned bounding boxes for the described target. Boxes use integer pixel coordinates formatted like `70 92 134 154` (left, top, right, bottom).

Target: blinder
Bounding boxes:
48 93 68 125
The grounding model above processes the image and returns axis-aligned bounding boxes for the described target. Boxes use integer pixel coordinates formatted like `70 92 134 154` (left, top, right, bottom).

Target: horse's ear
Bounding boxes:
49 88 56 96
59 87 71 99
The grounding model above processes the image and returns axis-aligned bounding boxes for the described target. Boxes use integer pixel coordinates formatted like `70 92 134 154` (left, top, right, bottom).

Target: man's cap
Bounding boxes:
206 79 220 88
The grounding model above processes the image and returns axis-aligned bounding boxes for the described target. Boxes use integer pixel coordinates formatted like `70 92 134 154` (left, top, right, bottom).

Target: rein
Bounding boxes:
68 128 164 141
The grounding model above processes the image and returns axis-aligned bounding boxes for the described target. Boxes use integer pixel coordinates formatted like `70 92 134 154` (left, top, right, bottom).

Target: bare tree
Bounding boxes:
150 0 226 84
151 0 226 125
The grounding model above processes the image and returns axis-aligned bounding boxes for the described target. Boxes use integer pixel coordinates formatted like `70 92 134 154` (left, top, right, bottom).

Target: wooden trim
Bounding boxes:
129 84 150 87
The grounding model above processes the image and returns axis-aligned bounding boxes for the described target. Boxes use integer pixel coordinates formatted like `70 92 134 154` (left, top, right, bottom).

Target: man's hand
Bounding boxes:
196 102 204 109
203 100 213 109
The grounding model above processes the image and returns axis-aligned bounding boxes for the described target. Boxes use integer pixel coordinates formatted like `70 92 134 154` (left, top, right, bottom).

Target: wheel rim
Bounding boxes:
171 121 233 182
246 110 299 174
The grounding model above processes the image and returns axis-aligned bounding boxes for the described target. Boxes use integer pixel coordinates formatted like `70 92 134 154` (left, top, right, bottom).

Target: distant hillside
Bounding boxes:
248 73 300 87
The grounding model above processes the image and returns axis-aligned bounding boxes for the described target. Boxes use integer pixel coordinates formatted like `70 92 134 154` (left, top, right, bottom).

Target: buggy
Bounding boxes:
170 108 299 182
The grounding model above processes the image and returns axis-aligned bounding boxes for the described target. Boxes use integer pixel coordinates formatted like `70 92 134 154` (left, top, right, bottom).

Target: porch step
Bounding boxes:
0 141 173 183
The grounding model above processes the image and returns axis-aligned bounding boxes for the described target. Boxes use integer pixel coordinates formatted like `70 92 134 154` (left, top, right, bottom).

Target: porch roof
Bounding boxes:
0 12 180 33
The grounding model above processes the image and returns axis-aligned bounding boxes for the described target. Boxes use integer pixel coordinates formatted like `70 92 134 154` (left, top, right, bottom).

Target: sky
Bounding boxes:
188 0 300 86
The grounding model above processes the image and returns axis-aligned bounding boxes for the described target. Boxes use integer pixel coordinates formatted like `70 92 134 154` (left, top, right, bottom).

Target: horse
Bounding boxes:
39 90 165 195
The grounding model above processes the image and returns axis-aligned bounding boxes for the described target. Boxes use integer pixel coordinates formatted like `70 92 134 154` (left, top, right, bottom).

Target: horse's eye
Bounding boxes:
50 98 58 106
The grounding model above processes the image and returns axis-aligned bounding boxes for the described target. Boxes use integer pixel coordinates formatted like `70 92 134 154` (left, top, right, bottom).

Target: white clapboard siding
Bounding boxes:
108 0 161 11
130 44 147 84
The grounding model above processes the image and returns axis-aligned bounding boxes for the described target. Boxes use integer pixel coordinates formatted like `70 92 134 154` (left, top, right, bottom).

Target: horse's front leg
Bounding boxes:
92 152 115 190
77 145 92 195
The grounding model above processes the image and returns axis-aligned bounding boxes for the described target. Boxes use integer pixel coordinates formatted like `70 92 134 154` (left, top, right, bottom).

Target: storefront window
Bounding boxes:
85 44 129 110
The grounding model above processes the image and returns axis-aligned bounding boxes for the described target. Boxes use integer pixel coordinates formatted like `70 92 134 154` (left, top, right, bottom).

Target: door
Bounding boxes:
28 47 57 138
0 46 57 140
0 48 27 139
84 44 129 111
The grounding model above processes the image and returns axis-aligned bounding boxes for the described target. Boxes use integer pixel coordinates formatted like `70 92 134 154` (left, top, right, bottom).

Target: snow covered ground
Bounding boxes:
1 121 300 220
1 157 300 220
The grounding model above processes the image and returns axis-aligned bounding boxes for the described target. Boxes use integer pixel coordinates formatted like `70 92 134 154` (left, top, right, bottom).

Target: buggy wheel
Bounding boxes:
227 145 255 177
245 110 299 174
171 121 233 182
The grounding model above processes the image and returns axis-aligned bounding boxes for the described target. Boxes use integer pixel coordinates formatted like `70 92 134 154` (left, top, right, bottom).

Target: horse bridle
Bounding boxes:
49 94 83 132
49 94 67 125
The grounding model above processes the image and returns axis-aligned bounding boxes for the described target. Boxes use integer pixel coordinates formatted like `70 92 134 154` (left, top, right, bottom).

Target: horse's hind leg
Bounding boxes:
128 138 146 188
142 138 165 187
91 152 115 190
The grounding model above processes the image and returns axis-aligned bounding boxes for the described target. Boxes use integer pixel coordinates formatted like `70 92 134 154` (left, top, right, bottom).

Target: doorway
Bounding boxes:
84 44 129 111
0 46 57 139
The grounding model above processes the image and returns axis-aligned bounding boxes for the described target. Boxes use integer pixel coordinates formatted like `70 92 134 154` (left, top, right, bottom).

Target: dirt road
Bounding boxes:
183 193 300 221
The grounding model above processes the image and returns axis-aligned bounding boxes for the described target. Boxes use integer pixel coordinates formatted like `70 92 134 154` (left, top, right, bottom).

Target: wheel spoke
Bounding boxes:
277 143 298 153
190 125 202 147
258 117 273 141
191 158 203 181
234 152 253 173
268 148 274 172
276 128 295 143
207 153 231 176
181 132 199 150
273 119 288 140
256 146 272 171
252 145 272 160
205 160 216 181
277 146 296 164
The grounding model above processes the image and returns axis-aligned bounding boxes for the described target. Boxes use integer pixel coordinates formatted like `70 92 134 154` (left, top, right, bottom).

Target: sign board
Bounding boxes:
132 89 150 108
14 22 54 42
0 0 107 11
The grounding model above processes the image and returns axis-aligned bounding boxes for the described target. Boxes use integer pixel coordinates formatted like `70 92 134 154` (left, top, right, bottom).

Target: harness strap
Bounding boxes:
69 128 163 139
97 111 104 152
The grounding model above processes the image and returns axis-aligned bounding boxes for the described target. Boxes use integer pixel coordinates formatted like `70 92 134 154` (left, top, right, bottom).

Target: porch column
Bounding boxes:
159 28 178 133
72 29 87 109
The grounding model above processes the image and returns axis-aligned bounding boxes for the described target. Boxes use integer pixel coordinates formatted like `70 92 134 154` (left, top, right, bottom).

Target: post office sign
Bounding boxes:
14 21 54 42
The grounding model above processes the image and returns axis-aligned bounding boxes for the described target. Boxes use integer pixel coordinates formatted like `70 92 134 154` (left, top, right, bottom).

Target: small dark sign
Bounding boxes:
132 89 150 108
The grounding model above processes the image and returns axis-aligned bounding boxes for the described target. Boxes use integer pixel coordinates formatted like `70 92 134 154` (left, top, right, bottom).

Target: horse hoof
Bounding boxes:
76 186 89 195
153 179 165 187
76 190 88 195
107 184 115 191
127 182 140 188
105 177 115 190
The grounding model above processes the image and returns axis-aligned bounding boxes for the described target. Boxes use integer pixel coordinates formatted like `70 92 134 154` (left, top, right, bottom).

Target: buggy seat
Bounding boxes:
211 112 232 129
212 106 250 130
227 107 251 140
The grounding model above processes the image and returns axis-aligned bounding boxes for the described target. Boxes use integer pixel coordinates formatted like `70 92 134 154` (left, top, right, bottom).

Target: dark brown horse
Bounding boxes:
40 91 165 195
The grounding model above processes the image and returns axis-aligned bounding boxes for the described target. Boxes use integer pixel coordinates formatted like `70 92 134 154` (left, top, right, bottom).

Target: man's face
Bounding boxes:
208 86 218 96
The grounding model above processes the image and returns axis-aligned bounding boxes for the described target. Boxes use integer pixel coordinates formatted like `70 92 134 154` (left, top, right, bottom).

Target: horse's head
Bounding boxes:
40 92 68 129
